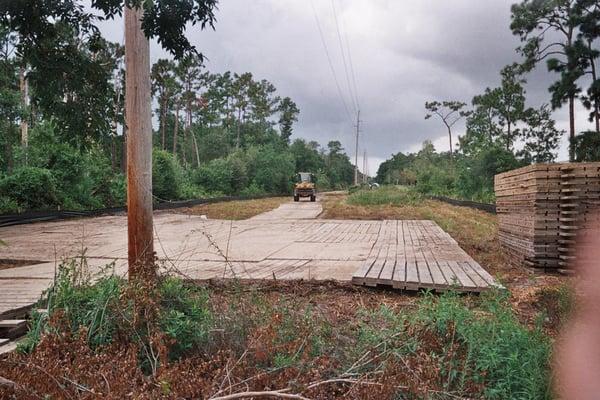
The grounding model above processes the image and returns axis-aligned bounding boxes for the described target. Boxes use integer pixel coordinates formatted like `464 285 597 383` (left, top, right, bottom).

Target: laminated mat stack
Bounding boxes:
495 163 600 272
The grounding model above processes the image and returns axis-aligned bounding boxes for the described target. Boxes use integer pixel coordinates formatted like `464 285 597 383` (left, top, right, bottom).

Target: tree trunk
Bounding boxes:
4 124 12 173
160 96 167 150
173 104 179 156
594 102 599 134
19 67 28 151
447 125 453 156
589 54 600 133
236 108 242 149
111 88 121 172
125 4 155 281
192 131 201 167
569 94 575 161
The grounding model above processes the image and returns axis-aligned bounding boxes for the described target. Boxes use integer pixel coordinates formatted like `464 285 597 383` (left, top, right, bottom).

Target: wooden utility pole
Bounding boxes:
354 109 360 186
125 4 155 280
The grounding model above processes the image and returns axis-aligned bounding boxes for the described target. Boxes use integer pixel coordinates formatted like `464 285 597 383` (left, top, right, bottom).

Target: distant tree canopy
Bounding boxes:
391 62 565 203
0 0 217 147
510 0 600 159
0 1 355 214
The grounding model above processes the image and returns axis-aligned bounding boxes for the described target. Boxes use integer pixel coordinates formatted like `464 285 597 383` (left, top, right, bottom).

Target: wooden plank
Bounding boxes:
378 244 396 286
351 245 381 285
447 261 477 289
424 254 447 288
0 320 26 329
404 260 419 289
365 245 389 287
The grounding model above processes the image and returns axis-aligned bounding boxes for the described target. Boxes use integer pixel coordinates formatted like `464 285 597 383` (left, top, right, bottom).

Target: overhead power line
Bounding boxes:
336 0 360 111
330 0 358 114
309 0 353 124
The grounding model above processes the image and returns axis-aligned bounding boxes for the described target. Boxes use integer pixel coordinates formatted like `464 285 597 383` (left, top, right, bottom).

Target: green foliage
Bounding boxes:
415 291 552 399
326 140 354 189
424 100 471 153
314 172 331 190
347 186 424 206
375 152 414 184
158 277 213 360
239 183 264 197
0 166 58 211
519 105 564 163
251 145 295 194
153 149 184 200
572 131 600 161
1 123 127 211
290 139 324 173
455 146 523 202
19 259 125 352
195 155 247 195
19 261 215 364
0 6 353 212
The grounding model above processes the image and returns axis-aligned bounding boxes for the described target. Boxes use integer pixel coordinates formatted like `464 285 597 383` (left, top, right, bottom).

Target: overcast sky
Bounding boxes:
100 0 596 174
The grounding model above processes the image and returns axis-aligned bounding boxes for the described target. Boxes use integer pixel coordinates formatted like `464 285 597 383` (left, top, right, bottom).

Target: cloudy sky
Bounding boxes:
100 0 596 174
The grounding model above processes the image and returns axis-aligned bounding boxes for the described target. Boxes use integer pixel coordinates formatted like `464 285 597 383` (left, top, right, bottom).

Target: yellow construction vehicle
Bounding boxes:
293 172 316 202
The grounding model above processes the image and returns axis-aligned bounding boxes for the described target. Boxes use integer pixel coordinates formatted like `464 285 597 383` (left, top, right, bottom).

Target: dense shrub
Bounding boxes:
153 149 184 200
415 163 455 196
158 277 213 360
315 172 331 191
0 166 59 210
252 145 295 194
455 146 523 202
194 158 236 195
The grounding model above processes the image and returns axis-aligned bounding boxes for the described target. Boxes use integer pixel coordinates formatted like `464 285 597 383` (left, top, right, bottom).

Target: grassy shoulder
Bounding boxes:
0 261 554 399
181 196 290 220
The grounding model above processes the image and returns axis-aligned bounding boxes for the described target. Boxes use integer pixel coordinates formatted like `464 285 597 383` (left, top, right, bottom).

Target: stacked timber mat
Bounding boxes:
495 162 600 272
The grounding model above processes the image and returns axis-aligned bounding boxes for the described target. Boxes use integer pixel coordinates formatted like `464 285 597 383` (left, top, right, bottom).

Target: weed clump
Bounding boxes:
18 260 215 366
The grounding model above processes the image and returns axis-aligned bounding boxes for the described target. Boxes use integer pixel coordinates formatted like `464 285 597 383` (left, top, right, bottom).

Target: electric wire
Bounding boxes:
309 0 354 124
330 0 358 114
337 0 360 111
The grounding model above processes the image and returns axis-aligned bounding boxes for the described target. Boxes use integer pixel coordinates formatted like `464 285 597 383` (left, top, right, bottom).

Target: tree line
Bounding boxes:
378 0 600 202
0 25 355 213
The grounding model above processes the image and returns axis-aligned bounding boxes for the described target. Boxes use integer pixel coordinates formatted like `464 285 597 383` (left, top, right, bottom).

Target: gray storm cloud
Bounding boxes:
97 0 596 171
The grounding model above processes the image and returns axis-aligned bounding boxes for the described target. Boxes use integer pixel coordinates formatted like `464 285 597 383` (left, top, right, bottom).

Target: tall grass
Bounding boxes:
347 185 423 206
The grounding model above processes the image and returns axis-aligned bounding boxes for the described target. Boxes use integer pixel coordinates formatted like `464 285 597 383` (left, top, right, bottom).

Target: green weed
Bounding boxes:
347 186 424 206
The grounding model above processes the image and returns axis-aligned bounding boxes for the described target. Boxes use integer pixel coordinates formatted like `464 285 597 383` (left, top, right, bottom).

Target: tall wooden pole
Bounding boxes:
125 4 155 280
